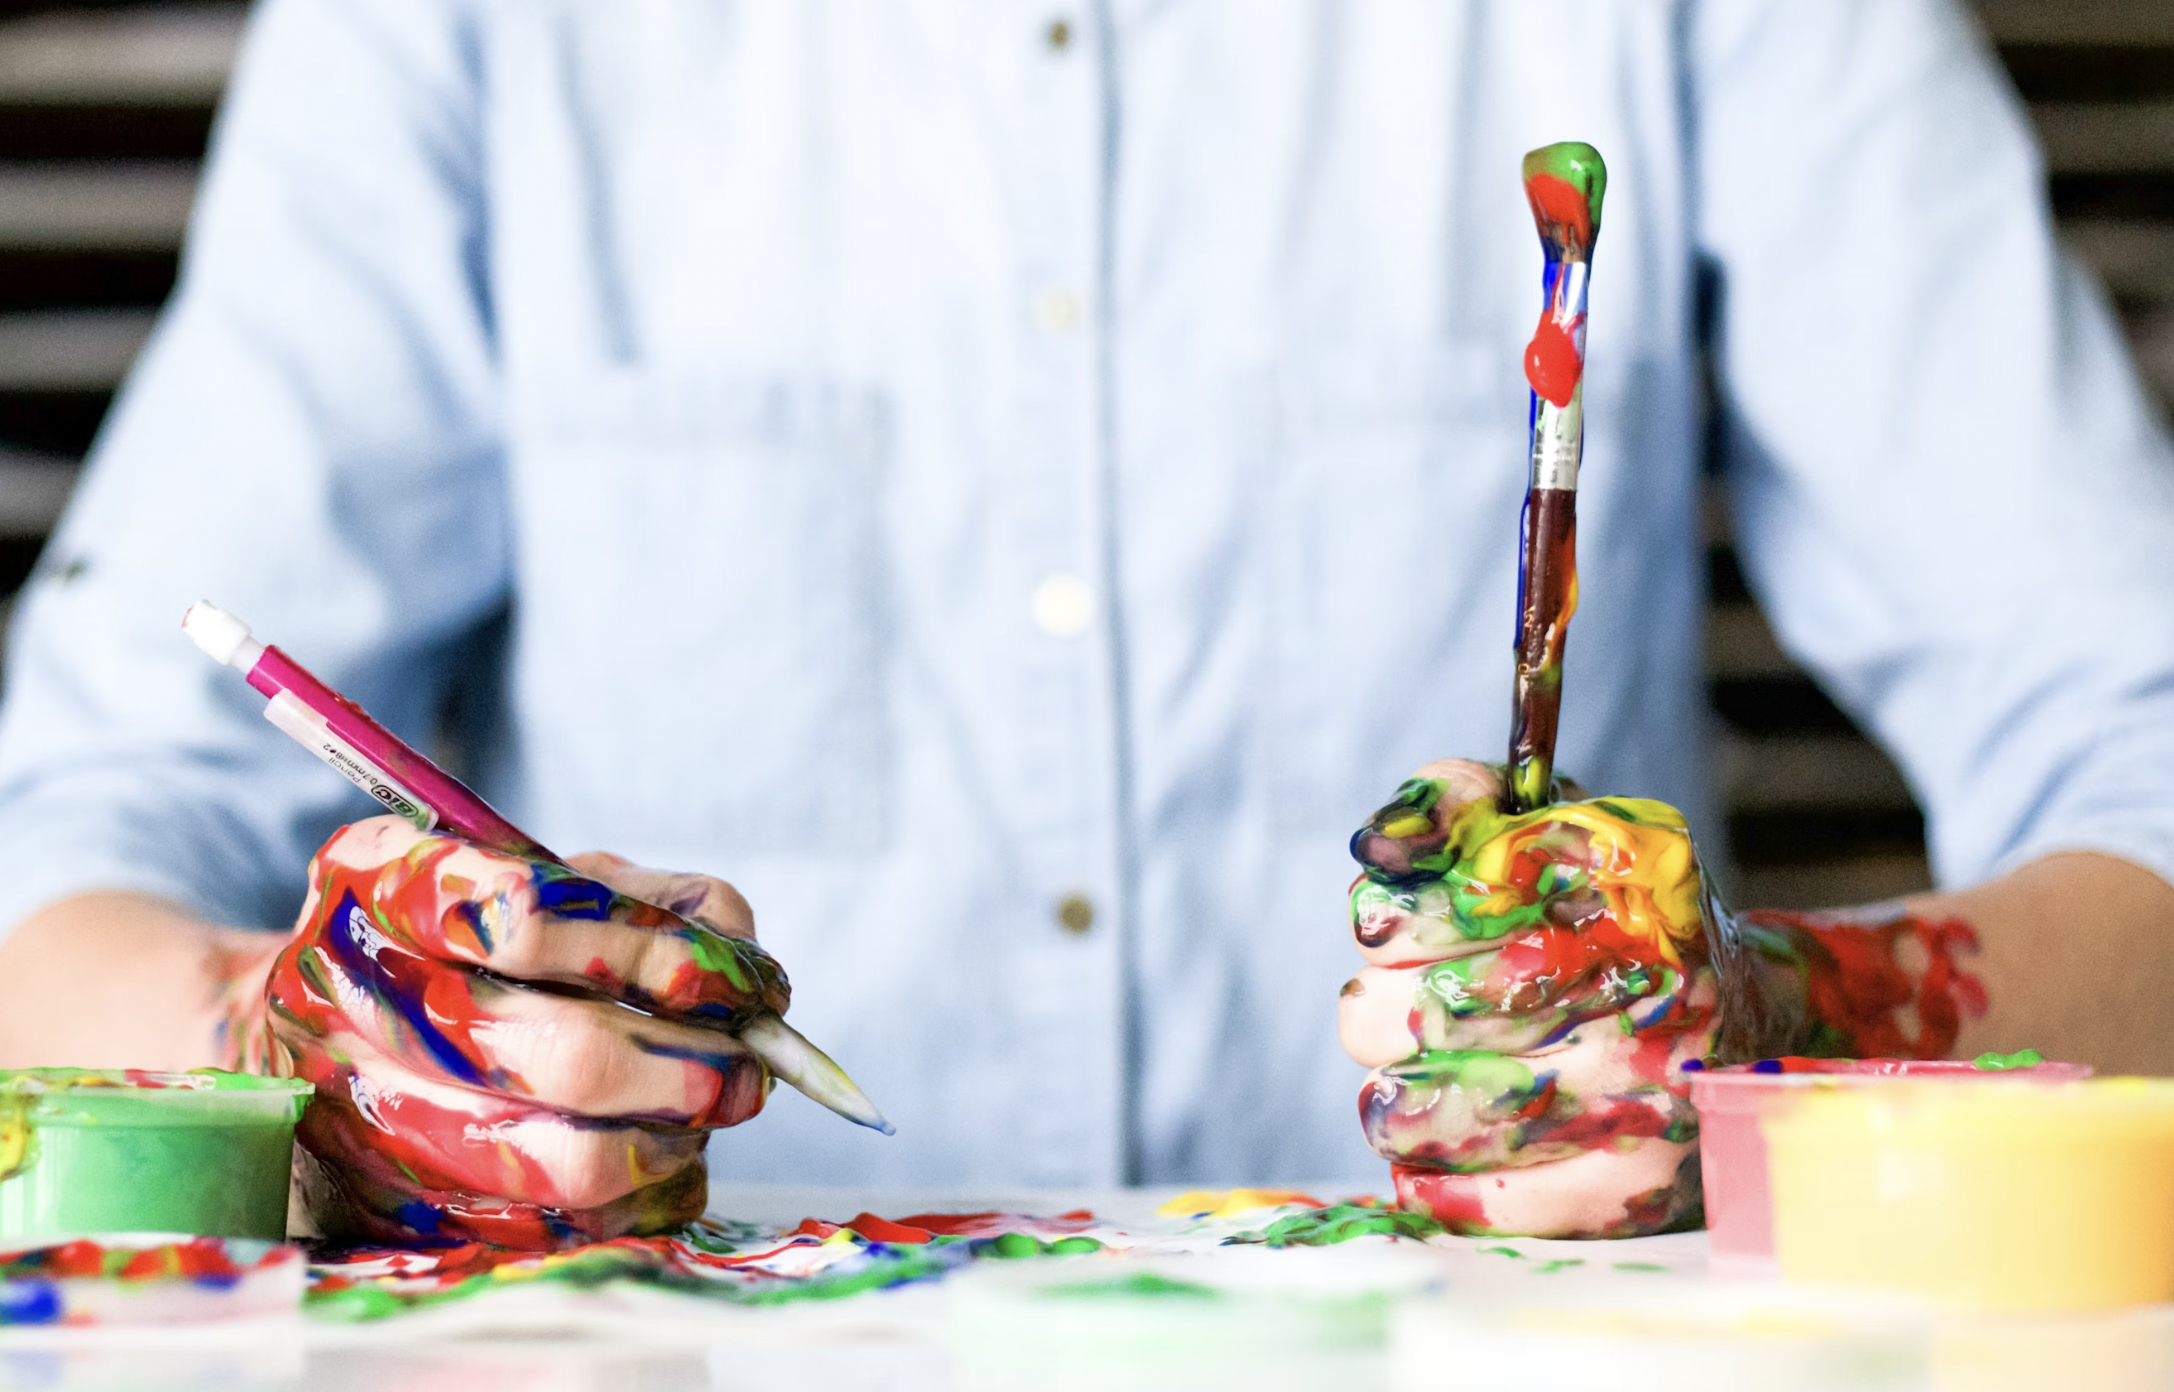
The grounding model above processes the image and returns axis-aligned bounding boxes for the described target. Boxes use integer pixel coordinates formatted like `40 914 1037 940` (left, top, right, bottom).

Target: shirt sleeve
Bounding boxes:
1690 0 2174 892
0 0 505 937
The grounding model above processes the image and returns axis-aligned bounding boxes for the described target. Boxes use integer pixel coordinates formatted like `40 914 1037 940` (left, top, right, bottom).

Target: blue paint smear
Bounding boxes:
451 900 493 955
531 869 616 921
633 1037 742 1073
395 1200 444 1238
0 1279 61 1325
322 891 487 1088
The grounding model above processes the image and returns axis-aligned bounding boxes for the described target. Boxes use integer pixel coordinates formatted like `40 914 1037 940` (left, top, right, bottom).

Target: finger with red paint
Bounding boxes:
261 815 786 1248
1337 759 1719 1239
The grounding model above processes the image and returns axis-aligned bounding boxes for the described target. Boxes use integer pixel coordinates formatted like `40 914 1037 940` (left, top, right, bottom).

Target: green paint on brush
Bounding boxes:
1521 141 1608 254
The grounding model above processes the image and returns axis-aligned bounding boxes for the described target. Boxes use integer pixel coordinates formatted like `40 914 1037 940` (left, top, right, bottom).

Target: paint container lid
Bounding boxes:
1771 1075 2174 1140
1687 1057 2091 1112
3 1068 313 1128
2 1069 312 1243
1390 1276 1930 1392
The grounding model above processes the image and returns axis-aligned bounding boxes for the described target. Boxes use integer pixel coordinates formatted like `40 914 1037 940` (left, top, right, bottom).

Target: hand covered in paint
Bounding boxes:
1339 760 1719 1239
257 816 785 1249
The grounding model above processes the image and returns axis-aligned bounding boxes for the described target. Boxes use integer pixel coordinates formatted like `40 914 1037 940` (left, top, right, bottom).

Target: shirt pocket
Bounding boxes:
1261 352 1528 834
504 373 891 857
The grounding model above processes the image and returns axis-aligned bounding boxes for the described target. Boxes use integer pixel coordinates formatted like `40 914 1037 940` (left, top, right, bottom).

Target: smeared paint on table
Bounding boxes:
0 1189 1480 1328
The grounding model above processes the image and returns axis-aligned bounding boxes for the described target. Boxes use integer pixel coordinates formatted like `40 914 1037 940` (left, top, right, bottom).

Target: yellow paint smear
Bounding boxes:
1156 1187 1324 1220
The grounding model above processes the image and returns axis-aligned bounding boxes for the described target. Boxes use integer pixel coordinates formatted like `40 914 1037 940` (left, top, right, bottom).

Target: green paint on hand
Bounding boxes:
1973 1048 2045 1071
684 927 760 993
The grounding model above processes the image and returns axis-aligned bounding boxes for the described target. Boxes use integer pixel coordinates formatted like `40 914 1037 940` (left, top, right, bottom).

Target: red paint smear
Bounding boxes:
1391 1166 1492 1234
841 1213 932 1245
1527 1096 1672 1150
1742 910 1988 1059
1525 172 1593 247
43 1241 104 1278
1524 314 1582 408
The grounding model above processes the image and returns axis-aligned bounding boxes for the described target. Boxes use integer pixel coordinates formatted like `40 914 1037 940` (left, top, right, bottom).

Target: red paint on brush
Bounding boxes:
1524 172 1594 247
1524 314 1583 407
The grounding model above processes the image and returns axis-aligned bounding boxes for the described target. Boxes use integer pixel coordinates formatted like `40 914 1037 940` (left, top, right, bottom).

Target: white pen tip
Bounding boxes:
182 601 259 669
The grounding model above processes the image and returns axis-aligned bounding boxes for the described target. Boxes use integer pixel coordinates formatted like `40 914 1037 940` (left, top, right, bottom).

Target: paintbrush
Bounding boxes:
1506 141 1608 815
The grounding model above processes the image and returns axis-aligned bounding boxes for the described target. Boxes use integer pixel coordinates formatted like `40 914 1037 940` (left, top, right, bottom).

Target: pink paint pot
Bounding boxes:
1687 1057 2092 1275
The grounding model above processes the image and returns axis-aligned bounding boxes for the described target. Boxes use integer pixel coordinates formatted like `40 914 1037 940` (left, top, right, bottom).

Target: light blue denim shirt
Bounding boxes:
1 0 2170 1187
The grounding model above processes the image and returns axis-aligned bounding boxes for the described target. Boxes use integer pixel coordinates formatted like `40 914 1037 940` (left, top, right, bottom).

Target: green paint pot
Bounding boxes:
0 1068 312 1241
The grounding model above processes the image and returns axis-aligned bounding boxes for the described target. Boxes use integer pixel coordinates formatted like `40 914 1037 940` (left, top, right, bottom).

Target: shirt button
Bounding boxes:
1045 18 1072 51
1033 286 1082 336
1031 573 1095 638
1055 893 1095 934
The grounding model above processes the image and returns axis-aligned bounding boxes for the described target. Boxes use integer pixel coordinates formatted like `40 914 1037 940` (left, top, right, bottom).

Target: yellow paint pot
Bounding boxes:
1765 1078 2174 1312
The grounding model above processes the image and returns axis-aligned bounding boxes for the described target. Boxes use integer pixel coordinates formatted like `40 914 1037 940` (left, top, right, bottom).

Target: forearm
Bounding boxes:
1724 852 2174 1075
0 892 280 1072
1931 852 2174 1075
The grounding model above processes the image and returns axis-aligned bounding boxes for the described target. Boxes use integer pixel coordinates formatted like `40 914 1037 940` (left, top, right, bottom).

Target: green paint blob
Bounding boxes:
1046 1236 1104 1255
1226 1204 1446 1248
1477 1245 1525 1259
990 1232 1044 1259
1973 1048 2045 1071
1534 1259 1585 1274
1037 1272 1221 1301
1612 1261 1669 1273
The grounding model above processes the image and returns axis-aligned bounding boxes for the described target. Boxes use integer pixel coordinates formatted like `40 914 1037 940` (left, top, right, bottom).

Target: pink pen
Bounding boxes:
181 600 893 1136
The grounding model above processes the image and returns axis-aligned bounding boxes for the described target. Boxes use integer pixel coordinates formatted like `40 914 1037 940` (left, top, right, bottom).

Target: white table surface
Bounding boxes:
4 1184 2171 1392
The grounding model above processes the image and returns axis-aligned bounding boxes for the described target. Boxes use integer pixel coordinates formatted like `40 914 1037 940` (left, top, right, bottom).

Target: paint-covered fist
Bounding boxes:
255 817 784 1249
1339 759 1720 1238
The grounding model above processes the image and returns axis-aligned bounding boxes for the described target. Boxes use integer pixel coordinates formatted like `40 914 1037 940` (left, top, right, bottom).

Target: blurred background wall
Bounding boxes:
0 0 2163 909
